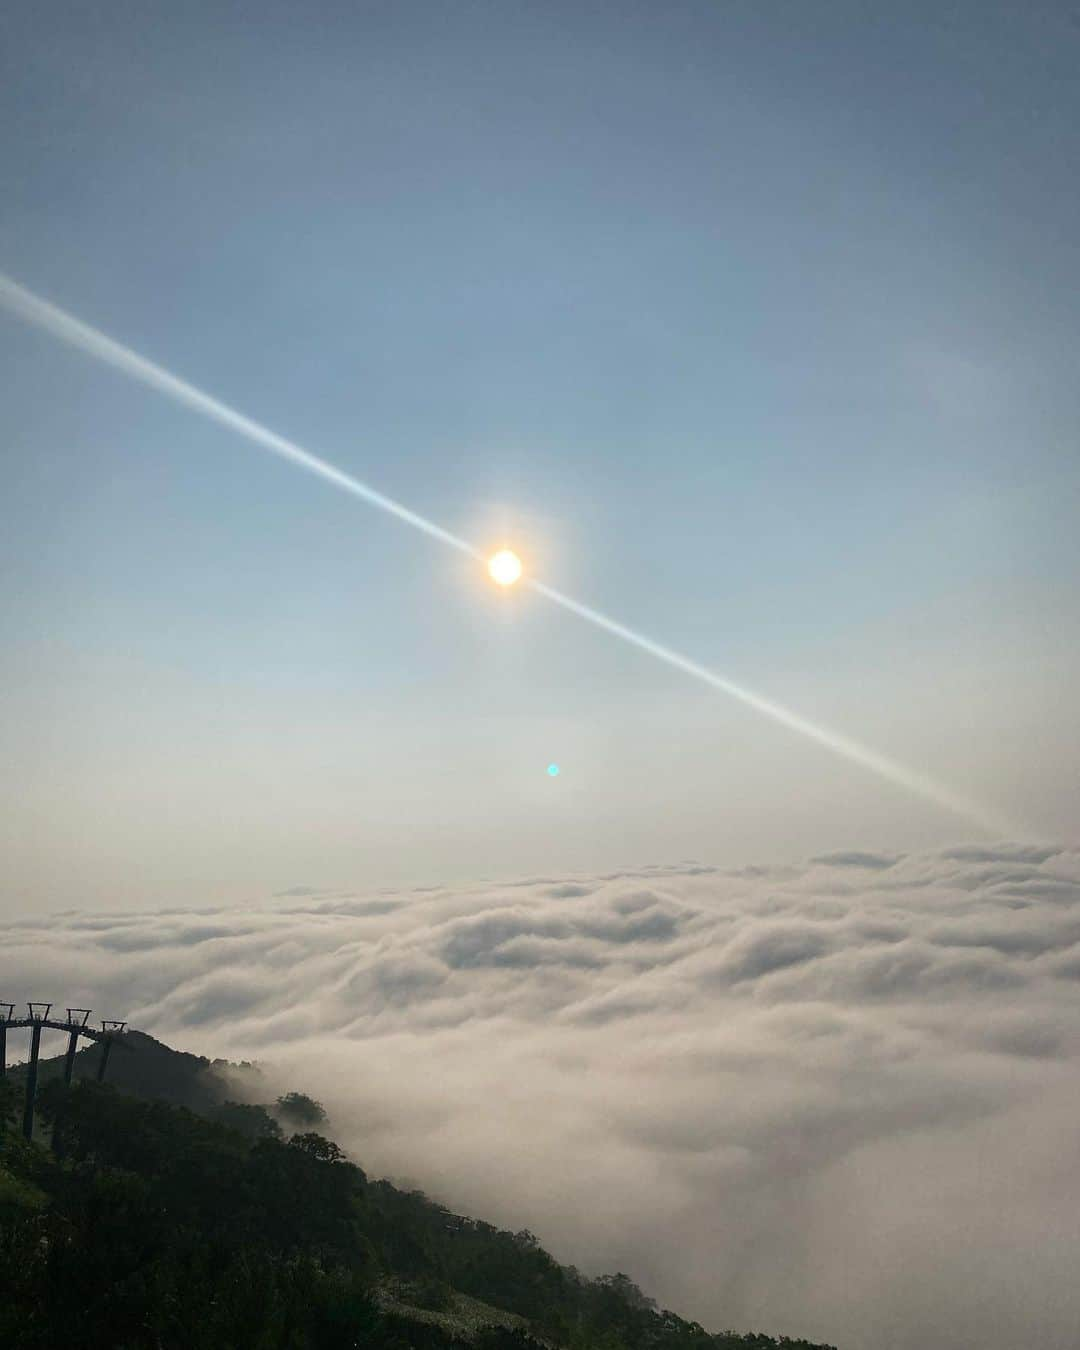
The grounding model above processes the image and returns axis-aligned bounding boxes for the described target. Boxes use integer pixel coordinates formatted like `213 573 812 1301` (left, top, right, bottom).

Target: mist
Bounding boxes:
5 841 1079 1349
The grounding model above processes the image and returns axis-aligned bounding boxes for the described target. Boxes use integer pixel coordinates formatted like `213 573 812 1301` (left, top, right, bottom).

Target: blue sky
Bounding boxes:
2 0 1077 910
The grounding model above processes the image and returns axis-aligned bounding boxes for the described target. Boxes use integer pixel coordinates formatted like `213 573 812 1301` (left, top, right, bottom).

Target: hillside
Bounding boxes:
9 1027 266 1116
0 1034 837 1350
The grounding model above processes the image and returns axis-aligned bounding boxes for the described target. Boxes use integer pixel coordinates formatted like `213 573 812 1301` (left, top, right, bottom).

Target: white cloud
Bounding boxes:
3 842 1080 1350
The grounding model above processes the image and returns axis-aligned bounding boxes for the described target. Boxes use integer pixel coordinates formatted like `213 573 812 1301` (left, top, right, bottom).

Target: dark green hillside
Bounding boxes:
0 1049 836 1350
9 1028 264 1116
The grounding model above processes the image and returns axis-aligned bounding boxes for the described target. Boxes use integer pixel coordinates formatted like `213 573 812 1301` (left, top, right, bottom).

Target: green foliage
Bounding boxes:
8 1029 263 1119
0 1083 382 1349
402 1275 455 1311
277 1090 328 1127
0 1075 16 1126
289 1131 352 1167
212 1099 284 1140
0 1073 837 1350
0 1162 46 1222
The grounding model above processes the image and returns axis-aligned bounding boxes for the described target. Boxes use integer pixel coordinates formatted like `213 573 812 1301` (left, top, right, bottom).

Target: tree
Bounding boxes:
212 1101 283 1140
288 1132 348 1165
0 1074 838 1350
0 1075 16 1127
596 1272 657 1311
275 1091 327 1127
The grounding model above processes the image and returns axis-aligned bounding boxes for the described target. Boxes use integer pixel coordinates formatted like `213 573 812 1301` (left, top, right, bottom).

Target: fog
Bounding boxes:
4 841 1079 1349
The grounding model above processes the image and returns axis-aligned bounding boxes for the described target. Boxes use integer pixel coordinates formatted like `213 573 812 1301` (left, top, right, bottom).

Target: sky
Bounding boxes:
1 1 1078 910
2 5 1080 1347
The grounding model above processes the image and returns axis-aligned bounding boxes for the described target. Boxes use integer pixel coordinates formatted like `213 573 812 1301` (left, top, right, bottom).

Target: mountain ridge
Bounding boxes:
1 1028 837 1350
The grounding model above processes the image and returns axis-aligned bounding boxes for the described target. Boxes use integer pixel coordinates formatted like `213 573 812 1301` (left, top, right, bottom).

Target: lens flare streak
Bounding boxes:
527 579 1016 836
0 274 481 562
0 271 1018 837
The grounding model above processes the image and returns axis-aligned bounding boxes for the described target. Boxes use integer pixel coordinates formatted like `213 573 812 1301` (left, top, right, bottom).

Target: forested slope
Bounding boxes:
0 1040 836 1350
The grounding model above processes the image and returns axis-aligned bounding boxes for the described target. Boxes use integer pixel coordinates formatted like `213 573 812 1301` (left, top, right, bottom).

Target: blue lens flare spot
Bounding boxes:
547 763 560 777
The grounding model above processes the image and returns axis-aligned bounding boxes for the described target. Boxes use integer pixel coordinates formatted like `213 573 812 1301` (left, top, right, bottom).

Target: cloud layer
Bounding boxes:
4 843 1080 1350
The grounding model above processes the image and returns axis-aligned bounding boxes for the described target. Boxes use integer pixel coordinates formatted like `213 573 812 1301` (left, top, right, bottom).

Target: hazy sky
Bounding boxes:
2 1 1079 912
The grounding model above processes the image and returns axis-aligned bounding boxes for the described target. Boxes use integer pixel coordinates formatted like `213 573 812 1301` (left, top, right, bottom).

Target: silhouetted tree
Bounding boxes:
276 1090 327 1126
212 1100 283 1140
289 1131 350 1165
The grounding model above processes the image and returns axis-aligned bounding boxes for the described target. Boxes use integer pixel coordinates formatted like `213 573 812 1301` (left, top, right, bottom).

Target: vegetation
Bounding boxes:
0 1075 16 1127
8 1028 266 1117
213 1099 285 1140
277 1092 329 1128
0 1041 837 1350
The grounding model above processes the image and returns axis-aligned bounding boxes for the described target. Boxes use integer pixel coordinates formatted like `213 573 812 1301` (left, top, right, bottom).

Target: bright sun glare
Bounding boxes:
488 549 523 586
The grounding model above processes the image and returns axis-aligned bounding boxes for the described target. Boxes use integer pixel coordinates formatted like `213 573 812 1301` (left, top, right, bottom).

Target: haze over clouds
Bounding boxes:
4 2 1080 915
5 841 1079 1350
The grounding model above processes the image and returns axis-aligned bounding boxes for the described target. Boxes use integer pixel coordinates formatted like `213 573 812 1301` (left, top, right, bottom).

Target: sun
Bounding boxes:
488 549 523 586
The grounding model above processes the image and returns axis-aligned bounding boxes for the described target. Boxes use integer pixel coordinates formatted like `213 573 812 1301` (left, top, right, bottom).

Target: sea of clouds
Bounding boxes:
4 841 1080 1350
